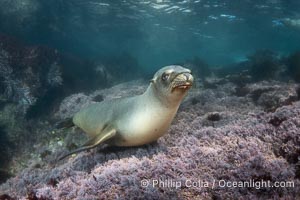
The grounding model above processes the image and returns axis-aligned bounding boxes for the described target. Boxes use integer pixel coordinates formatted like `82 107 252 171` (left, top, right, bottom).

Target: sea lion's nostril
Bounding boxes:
184 73 191 80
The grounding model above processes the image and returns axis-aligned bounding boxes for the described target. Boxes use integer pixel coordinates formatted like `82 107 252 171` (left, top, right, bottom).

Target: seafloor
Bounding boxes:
0 77 299 199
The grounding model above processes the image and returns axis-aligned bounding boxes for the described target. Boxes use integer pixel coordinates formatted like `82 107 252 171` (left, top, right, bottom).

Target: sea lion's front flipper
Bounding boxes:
58 128 116 161
82 128 117 148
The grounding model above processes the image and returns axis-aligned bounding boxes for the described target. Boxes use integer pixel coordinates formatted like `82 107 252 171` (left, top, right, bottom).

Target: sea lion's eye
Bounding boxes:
161 73 170 81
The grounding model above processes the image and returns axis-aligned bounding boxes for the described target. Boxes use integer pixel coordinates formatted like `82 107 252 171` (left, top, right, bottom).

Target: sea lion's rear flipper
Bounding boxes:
57 128 116 161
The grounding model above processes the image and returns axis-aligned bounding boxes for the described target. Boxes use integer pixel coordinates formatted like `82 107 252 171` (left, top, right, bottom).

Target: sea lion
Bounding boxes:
58 65 193 160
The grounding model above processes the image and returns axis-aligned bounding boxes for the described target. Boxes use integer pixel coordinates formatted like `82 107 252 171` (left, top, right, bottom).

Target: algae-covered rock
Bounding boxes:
2 79 299 199
247 50 281 81
0 34 63 116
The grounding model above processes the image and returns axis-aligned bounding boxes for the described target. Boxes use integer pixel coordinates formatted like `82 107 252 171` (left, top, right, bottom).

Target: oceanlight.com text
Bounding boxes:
140 179 295 190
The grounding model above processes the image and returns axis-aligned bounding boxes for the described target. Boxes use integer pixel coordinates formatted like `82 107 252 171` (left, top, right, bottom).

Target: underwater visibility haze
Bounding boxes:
0 0 300 199
1 0 300 69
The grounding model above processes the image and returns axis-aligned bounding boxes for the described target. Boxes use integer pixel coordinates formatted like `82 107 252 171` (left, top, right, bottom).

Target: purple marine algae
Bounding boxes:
1 75 299 199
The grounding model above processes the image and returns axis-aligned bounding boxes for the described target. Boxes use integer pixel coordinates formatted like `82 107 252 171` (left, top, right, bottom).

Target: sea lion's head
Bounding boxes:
150 65 194 104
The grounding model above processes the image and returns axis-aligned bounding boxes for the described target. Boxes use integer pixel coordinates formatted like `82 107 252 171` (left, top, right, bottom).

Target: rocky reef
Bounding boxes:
0 75 299 199
0 34 63 116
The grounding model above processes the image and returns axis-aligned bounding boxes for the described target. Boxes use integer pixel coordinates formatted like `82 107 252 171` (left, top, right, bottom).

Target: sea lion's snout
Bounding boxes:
172 72 194 90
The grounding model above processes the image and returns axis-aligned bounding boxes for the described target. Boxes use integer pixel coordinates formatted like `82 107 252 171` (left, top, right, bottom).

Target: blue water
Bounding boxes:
0 0 300 72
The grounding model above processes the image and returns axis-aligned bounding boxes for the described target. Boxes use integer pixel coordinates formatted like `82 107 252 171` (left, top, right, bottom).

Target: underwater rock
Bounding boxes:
270 103 300 166
0 34 63 116
246 50 281 81
246 81 299 111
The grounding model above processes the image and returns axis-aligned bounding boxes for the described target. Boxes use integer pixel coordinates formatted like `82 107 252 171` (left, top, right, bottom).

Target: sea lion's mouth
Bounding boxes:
173 82 192 90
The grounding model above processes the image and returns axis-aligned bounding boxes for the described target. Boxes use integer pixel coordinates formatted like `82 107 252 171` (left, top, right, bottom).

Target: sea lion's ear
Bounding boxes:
150 77 157 83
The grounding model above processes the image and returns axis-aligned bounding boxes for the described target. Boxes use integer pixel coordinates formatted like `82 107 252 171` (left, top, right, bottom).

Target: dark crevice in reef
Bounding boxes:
295 163 300 179
0 194 16 200
268 116 287 127
280 148 300 164
273 137 300 175
297 86 300 100
286 51 300 83
206 112 221 121
92 94 104 102
0 125 14 184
